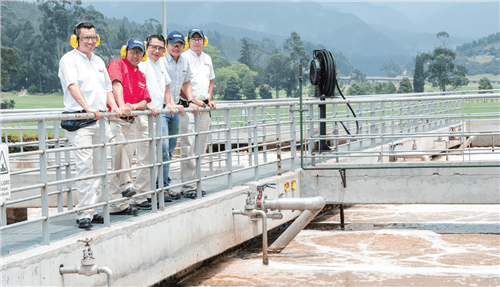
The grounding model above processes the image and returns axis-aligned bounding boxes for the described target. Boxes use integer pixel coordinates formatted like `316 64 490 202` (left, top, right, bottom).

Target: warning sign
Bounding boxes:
0 144 11 203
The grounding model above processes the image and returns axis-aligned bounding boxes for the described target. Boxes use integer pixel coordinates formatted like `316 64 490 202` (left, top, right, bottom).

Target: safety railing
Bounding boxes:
301 91 500 169
0 101 298 247
1 91 499 248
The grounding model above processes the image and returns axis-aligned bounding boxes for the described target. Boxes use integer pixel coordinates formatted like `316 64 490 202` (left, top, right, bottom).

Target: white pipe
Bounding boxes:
59 265 114 287
232 209 268 265
459 136 477 150
265 196 326 211
268 208 323 253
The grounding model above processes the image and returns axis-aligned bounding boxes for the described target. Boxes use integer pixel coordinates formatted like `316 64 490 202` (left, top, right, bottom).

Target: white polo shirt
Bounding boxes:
139 57 172 110
164 53 194 103
58 49 112 112
184 49 215 101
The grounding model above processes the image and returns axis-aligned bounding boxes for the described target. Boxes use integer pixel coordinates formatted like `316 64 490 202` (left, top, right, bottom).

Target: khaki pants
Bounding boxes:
108 115 153 212
179 111 211 192
65 121 112 221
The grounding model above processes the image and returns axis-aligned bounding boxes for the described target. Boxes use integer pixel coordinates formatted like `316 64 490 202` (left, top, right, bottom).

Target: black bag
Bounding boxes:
61 111 97 132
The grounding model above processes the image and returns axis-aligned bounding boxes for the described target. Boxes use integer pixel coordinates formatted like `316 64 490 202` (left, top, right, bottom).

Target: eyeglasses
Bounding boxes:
169 43 183 49
149 44 165 52
80 35 98 43
190 38 203 42
129 50 144 56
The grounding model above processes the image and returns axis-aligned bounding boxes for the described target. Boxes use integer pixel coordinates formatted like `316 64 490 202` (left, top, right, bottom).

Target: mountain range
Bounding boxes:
83 1 500 76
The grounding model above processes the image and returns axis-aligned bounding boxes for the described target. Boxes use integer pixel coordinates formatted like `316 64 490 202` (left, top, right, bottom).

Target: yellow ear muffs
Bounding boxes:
70 35 79 48
95 34 100 47
184 37 189 50
120 45 127 58
204 37 209 47
121 45 148 62
71 34 100 48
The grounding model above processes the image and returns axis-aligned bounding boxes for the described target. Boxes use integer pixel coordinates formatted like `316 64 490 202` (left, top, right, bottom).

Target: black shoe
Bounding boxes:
167 190 181 200
76 214 104 224
78 218 92 229
110 206 139 216
121 187 136 198
182 189 206 199
164 193 173 202
133 201 152 210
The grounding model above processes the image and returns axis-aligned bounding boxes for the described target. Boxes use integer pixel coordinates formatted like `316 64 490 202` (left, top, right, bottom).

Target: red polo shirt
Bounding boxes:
107 58 151 109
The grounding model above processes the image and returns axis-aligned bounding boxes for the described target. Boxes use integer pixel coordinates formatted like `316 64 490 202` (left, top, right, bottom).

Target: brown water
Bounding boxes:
178 204 500 286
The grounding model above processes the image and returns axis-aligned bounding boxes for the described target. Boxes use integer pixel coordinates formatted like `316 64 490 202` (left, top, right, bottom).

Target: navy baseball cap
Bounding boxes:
167 31 185 44
126 38 145 52
188 28 204 39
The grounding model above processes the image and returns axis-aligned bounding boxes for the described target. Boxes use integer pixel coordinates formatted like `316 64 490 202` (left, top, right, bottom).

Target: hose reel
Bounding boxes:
309 49 359 150
310 49 337 98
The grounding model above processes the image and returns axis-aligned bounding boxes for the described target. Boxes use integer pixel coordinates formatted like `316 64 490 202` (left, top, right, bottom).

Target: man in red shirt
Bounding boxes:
107 39 156 214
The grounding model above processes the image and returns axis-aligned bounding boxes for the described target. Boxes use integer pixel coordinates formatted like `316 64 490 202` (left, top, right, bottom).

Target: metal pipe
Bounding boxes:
268 208 323 253
459 135 477 150
265 196 326 211
59 265 114 286
232 209 268 265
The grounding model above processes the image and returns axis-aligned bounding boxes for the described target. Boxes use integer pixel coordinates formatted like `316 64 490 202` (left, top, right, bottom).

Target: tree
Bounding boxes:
380 59 401 77
283 32 309 97
1 46 26 88
478 77 493 93
450 65 469 90
259 85 272 99
427 46 456 92
203 45 230 70
239 38 252 70
351 69 366 83
1 100 16 109
242 73 256 100
265 50 290 99
413 52 431 93
398 78 414 93
223 75 241 101
437 31 450 48
375 81 396 94
346 81 364 96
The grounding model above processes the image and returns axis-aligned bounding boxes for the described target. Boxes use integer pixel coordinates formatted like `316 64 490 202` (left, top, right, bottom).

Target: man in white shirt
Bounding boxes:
139 34 184 203
179 28 216 198
58 22 125 229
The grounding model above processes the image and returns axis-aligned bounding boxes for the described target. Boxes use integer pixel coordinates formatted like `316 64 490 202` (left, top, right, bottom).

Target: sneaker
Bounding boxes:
76 214 104 224
110 206 139 216
78 218 92 229
167 190 181 200
121 187 136 198
133 201 152 210
181 189 206 199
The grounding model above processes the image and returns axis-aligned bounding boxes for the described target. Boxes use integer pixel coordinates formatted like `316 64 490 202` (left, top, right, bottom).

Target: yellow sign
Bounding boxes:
284 182 290 192
291 180 297 191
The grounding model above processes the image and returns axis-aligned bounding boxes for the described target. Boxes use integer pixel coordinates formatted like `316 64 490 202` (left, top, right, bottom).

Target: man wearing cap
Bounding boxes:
107 38 154 213
139 34 185 202
59 22 124 229
163 31 201 199
179 28 216 198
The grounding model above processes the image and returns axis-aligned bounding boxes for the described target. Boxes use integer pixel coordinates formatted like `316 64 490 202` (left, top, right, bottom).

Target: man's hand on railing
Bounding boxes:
207 100 216 110
175 104 185 114
188 102 199 113
85 108 101 120
147 105 157 116
111 106 123 118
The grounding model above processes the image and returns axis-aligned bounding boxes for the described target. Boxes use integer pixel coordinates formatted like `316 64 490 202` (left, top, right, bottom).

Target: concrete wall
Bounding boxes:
1 172 301 286
301 166 500 204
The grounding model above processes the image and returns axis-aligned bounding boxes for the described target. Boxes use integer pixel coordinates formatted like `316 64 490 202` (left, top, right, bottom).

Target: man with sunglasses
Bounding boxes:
139 34 185 202
106 39 153 213
178 28 216 199
58 22 123 229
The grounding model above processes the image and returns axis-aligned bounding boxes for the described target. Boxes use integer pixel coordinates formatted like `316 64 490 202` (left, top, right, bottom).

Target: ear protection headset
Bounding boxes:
145 34 167 57
184 36 208 50
120 44 148 62
70 22 100 48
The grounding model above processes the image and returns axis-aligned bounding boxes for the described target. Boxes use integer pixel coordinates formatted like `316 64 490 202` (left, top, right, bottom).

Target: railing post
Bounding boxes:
156 113 164 209
246 108 252 167
262 107 267 163
194 112 202 199
332 102 338 162
99 117 110 226
54 120 63 213
147 115 158 212
370 102 376 148
38 120 50 245
64 139 73 211
253 107 259 181
289 103 296 170
224 109 233 189
307 103 315 166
